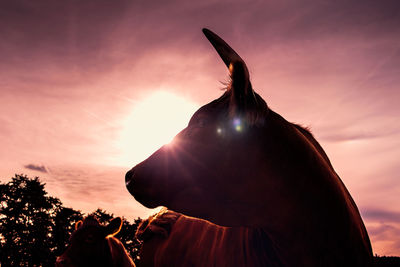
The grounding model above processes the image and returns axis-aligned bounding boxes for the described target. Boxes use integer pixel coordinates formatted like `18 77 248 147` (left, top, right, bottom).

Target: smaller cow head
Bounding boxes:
56 216 126 267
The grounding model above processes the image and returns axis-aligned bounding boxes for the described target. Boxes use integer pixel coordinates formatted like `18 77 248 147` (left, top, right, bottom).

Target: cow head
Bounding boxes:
56 216 123 267
125 29 334 228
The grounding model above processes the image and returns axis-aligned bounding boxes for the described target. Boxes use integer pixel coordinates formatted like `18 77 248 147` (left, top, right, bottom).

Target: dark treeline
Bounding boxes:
0 174 142 267
1 174 399 266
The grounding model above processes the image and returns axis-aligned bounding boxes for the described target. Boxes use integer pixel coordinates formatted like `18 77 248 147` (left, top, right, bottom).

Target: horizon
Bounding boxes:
1 0 399 256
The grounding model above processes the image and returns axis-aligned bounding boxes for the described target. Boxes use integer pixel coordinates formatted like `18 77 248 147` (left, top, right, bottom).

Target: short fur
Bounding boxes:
137 210 285 267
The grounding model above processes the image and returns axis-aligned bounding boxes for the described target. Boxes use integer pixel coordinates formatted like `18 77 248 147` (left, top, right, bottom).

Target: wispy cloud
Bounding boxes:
363 209 400 223
38 164 154 220
24 164 48 173
319 129 399 143
366 222 400 255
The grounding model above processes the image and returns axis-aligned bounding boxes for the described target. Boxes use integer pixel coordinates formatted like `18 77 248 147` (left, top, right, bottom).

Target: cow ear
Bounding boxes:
202 28 253 100
75 220 83 230
202 28 243 70
106 217 122 236
203 28 266 125
228 60 254 110
228 61 269 126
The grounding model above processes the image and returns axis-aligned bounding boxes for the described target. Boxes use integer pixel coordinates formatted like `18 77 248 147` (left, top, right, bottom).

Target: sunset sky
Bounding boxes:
1 0 399 256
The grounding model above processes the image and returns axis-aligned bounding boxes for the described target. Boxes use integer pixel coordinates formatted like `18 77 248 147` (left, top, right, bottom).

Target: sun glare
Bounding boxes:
114 91 199 166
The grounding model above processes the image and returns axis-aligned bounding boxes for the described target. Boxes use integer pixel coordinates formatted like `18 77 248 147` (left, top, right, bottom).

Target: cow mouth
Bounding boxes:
134 192 160 209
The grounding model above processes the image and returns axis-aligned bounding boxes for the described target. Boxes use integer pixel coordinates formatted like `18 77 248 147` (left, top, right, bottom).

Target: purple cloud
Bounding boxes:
24 164 48 173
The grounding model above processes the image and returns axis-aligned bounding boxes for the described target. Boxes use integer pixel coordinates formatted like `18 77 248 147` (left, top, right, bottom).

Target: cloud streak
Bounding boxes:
37 164 155 220
363 209 400 223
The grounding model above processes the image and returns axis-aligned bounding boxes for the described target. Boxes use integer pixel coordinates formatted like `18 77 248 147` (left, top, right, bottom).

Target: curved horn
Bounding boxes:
202 28 247 71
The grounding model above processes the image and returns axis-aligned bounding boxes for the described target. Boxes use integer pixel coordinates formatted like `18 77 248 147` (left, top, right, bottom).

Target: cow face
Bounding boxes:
56 217 122 267
125 29 327 227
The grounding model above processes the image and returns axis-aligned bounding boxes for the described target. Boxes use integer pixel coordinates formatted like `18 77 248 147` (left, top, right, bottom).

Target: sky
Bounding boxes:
1 0 400 256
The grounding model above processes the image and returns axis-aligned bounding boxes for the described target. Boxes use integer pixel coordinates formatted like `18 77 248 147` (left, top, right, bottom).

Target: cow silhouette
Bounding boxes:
56 216 135 267
125 28 373 266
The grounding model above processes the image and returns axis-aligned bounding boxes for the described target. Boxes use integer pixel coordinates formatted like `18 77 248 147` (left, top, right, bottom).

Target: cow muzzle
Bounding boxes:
125 167 165 209
125 169 134 191
125 168 151 206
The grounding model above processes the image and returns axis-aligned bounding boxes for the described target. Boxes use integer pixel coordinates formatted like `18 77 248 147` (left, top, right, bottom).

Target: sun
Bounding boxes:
114 91 199 166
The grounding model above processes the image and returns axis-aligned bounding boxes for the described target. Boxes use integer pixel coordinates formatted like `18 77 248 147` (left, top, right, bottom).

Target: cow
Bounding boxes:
125 28 373 266
56 216 135 267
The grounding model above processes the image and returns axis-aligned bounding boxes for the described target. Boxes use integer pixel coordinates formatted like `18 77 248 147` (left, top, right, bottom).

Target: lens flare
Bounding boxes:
233 118 242 132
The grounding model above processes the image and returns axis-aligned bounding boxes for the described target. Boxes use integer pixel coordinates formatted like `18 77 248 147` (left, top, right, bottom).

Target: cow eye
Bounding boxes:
197 118 207 127
186 116 208 136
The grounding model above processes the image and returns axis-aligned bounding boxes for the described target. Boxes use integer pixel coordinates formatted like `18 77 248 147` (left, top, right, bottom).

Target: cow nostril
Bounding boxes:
125 169 135 187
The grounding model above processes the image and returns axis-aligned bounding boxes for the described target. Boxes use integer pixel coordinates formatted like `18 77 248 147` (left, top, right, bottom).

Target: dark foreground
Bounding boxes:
374 256 400 266
1 175 399 266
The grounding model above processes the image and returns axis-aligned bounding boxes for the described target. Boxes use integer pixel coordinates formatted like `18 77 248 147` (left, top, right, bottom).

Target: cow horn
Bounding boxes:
202 28 248 74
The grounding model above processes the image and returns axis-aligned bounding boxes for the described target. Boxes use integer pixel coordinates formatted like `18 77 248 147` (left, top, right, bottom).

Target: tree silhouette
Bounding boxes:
0 174 142 266
0 174 61 266
51 206 83 258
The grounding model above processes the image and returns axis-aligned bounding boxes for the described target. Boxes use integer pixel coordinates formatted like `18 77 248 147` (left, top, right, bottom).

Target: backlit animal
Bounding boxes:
56 216 135 267
125 28 373 266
